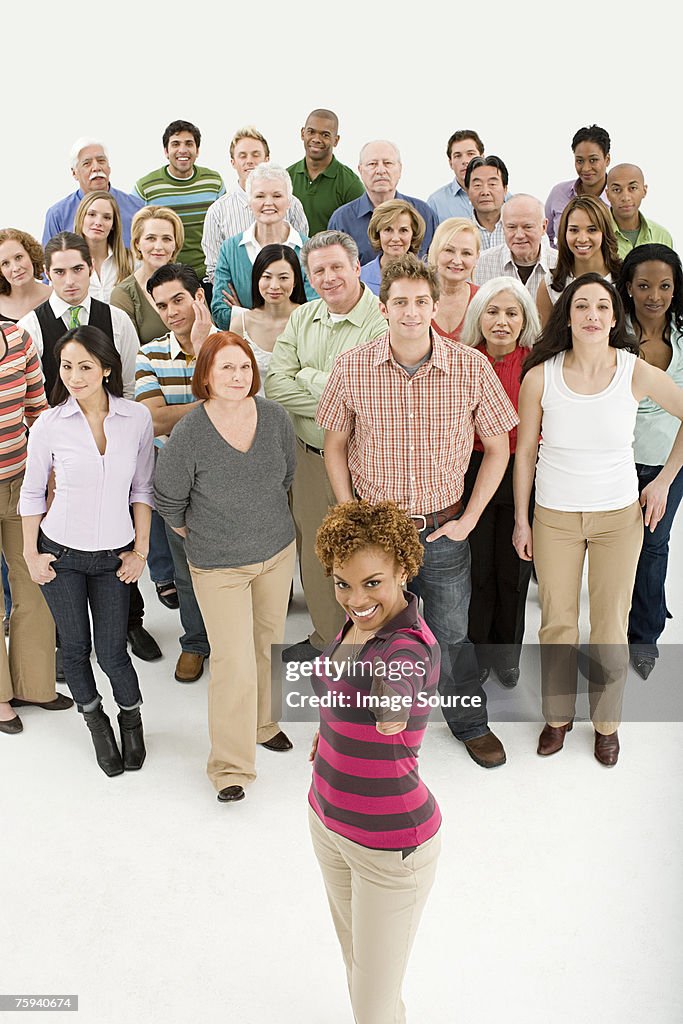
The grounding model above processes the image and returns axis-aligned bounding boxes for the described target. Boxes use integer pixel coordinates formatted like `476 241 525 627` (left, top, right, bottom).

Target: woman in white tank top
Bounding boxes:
513 274 683 766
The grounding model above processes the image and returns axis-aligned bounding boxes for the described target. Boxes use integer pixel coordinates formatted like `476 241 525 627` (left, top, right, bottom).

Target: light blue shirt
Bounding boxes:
42 186 144 248
427 180 474 223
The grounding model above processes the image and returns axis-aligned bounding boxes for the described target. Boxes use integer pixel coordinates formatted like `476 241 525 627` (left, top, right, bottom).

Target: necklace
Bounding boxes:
347 623 375 661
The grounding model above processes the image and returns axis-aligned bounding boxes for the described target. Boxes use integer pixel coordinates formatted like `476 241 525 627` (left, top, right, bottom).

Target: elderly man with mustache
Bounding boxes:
42 138 143 248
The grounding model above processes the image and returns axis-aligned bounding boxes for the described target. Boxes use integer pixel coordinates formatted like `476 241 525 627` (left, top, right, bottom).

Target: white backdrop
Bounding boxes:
4 2 680 250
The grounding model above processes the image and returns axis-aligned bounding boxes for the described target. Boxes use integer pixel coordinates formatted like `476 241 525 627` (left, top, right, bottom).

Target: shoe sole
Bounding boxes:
465 747 506 768
174 668 204 683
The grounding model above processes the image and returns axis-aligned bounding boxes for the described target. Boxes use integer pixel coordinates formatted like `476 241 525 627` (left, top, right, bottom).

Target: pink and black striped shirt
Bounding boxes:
309 593 442 850
0 322 48 482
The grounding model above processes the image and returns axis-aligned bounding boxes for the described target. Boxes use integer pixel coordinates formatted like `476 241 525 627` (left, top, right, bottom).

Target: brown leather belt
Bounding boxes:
410 498 463 532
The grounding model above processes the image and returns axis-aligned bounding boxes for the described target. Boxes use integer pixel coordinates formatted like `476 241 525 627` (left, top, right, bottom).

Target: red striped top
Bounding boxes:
0 322 48 481
309 593 442 850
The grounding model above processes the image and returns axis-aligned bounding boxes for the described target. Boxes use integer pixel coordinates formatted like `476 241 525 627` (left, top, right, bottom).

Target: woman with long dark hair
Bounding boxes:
20 326 154 775
616 244 683 678
514 274 683 765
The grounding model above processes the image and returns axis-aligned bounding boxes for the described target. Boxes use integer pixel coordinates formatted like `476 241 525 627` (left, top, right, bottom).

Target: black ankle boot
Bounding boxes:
117 707 146 770
83 707 124 776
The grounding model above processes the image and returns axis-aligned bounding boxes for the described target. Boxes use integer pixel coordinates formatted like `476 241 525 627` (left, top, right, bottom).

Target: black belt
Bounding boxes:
298 438 324 457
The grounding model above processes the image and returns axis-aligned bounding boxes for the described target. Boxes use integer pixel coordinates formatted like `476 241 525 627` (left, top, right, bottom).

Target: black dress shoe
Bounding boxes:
118 707 146 770
55 648 65 683
497 667 520 688
631 653 655 680
82 706 124 776
217 785 245 802
0 714 23 734
260 730 293 751
282 640 322 663
155 581 179 610
127 625 162 661
10 693 73 710
478 667 490 684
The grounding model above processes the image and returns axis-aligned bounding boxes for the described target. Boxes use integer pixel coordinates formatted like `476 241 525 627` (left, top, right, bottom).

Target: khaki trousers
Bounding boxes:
533 501 643 732
189 540 295 791
309 806 441 1024
291 438 345 649
0 476 56 703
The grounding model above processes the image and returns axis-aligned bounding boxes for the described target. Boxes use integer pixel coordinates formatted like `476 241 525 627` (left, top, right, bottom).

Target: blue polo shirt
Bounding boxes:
328 191 438 266
42 186 144 248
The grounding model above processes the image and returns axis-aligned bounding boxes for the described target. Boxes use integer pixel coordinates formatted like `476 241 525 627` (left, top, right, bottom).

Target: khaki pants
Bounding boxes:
0 476 56 704
189 541 295 791
309 806 440 1024
533 502 643 732
291 438 345 649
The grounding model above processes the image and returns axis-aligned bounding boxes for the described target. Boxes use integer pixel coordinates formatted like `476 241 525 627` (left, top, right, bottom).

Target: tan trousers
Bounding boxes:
189 540 295 791
291 438 345 649
533 501 643 732
309 806 441 1024
0 476 56 703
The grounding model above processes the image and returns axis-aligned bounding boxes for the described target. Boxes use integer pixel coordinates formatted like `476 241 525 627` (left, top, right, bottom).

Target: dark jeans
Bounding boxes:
628 462 683 658
39 533 142 712
1 555 10 615
409 514 489 741
147 508 176 585
164 524 209 656
464 452 533 672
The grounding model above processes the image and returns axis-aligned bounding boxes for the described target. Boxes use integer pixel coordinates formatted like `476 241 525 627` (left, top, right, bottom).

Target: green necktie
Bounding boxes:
68 305 83 329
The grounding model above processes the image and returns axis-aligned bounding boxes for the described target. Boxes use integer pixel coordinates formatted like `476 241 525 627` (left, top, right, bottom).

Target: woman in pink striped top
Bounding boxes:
308 500 441 1024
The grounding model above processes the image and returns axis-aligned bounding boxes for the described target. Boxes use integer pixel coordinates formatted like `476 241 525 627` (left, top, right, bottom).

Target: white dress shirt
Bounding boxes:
238 222 303 264
88 250 119 302
18 292 139 400
201 186 309 282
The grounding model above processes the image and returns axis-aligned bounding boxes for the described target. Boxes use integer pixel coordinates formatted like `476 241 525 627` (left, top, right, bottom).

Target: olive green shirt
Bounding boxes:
264 284 386 448
612 213 673 259
287 155 364 236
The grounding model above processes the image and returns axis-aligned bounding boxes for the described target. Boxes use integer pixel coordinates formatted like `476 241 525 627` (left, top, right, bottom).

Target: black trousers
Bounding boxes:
463 451 533 672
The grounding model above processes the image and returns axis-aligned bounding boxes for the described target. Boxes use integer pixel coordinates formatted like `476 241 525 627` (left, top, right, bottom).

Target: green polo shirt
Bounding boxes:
264 284 387 448
287 155 364 236
612 213 673 259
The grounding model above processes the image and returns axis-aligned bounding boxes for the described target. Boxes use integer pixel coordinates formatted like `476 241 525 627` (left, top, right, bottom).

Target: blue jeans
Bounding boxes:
38 533 142 712
147 509 176 585
165 524 209 656
628 463 683 658
409 519 489 741
1 555 10 615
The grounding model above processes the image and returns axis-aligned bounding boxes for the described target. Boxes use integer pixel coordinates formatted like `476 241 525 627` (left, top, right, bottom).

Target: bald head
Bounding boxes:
606 164 647 228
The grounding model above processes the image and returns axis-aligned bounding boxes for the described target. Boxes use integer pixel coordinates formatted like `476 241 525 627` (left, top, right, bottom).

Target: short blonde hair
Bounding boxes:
130 206 185 262
367 199 425 255
428 217 481 267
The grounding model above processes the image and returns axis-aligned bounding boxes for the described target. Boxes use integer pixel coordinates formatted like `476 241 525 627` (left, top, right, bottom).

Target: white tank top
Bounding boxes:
536 349 639 511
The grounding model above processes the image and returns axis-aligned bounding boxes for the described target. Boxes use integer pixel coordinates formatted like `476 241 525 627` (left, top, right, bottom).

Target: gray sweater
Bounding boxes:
154 397 296 568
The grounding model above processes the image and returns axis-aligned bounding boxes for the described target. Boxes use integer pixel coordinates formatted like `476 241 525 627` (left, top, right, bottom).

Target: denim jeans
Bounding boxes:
1 555 10 615
164 524 209 656
147 509 176 585
38 533 142 712
628 463 683 658
409 517 489 741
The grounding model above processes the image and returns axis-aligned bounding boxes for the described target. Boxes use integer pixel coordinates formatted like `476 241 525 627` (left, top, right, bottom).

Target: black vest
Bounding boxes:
35 299 114 404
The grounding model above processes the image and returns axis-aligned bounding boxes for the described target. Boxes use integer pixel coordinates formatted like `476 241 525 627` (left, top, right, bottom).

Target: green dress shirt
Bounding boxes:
287 155 364 236
612 213 673 259
264 284 386 448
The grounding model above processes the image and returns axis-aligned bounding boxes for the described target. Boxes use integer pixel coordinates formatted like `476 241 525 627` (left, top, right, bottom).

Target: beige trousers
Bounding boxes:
0 475 56 703
309 806 441 1024
189 540 295 791
290 438 345 649
533 501 643 732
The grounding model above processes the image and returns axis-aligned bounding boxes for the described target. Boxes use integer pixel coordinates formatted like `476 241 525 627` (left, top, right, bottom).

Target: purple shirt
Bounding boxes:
544 178 609 248
20 395 154 550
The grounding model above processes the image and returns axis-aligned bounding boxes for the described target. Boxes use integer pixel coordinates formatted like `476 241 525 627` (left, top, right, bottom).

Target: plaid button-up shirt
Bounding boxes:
317 331 518 515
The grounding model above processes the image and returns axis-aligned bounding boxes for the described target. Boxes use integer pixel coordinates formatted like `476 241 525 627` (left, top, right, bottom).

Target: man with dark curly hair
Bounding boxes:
317 254 518 768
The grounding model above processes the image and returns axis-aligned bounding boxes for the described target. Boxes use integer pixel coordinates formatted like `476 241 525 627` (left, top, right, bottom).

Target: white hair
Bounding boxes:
501 194 545 224
359 140 402 165
69 137 109 169
245 162 293 202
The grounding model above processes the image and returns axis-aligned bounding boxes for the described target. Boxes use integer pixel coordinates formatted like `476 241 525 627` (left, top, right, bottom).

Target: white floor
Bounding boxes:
2 524 683 1024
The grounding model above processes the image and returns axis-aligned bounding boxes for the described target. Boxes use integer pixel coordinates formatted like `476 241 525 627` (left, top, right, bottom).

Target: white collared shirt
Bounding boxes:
18 292 139 400
474 238 558 299
238 222 304 264
88 250 118 302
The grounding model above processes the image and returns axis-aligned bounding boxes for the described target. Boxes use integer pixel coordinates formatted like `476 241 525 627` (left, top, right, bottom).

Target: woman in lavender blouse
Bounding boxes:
20 326 155 777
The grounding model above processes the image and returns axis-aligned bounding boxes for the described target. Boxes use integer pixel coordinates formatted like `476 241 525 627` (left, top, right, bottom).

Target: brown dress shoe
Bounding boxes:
537 721 573 756
260 730 293 752
462 730 506 768
594 729 619 766
0 714 23 734
174 652 206 683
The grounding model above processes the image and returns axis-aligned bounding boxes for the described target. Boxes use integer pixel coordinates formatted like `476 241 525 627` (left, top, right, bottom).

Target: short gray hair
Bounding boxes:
460 276 540 350
245 161 293 202
501 194 546 224
69 137 109 169
301 230 359 275
358 140 402 165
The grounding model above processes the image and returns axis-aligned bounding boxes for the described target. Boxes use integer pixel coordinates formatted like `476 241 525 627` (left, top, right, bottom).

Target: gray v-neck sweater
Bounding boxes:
154 397 296 568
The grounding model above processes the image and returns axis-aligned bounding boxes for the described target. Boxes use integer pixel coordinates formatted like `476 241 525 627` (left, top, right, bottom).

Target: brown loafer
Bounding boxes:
10 693 74 711
260 730 293 752
0 714 23 734
217 785 245 803
174 652 206 683
537 720 573 756
594 729 619 766
462 730 506 768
